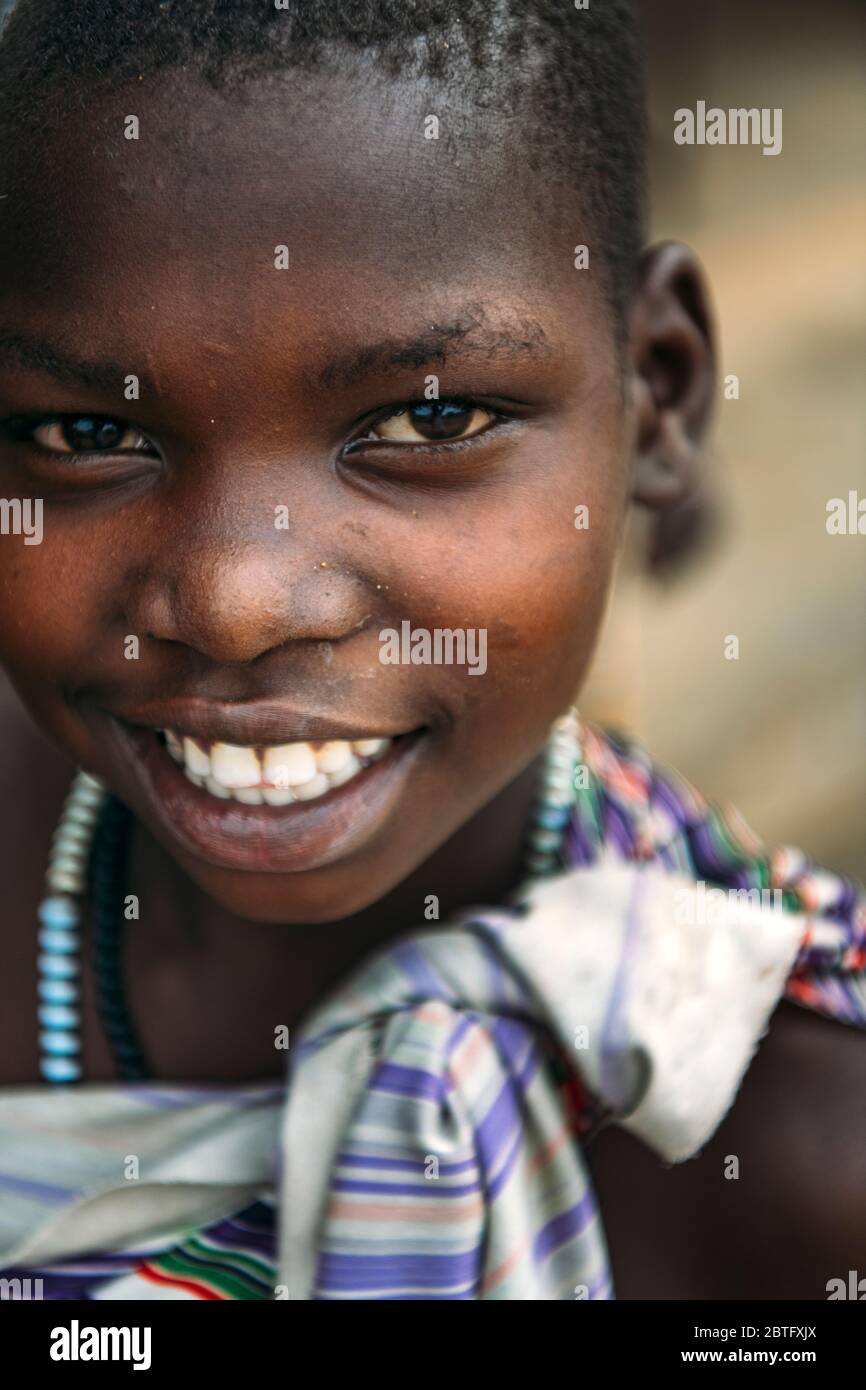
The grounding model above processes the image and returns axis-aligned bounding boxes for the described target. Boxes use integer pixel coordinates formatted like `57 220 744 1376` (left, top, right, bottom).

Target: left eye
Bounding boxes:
30 415 155 455
369 400 494 444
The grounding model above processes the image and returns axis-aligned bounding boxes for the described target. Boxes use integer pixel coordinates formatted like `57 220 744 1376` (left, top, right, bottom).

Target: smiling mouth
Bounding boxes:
158 728 392 805
102 715 428 874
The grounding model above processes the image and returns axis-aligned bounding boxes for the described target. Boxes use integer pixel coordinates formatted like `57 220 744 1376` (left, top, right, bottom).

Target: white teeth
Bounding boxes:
262 787 295 806
163 728 394 806
292 773 331 801
326 753 361 787
183 737 211 777
315 741 353 775
204 775 231 799
354 738 389 760
263 743 317 788
164 729 184 763
209 742 261 789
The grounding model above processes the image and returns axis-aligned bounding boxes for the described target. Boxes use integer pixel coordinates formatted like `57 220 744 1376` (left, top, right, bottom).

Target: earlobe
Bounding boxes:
629 241 716 511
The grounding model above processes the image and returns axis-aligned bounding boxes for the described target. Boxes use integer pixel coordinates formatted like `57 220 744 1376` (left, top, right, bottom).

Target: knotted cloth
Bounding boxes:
279 863 803 1299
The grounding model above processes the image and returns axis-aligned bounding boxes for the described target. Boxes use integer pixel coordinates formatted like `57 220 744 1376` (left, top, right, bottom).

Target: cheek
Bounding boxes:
0 527 115 768
382 430 625 753
0 528 102 680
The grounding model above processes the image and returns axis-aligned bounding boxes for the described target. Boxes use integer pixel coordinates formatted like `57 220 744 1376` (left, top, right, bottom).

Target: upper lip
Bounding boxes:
106 699 417 747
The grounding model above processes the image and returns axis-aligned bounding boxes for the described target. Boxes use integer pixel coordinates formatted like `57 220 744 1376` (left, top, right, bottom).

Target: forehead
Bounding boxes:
0 67 611 384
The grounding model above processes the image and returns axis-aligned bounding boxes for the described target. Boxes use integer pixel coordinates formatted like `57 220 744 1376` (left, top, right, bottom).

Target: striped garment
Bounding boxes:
0 722 863 1300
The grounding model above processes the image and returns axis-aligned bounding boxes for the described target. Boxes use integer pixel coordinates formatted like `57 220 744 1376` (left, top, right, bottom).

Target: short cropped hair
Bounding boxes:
0 0 646 328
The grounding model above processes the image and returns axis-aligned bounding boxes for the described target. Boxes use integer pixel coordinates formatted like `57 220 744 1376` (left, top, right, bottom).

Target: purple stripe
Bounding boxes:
564 815 598 866
0 1172 82 1201
445 1013 476 1058
603 801 635 856
315 1247 481 1292
317 1290 472 1300
473 1024 545 1198
370 1061 449 1104
392 941 455 1000
199 1220 277 1259
653 775 690 834
532 1187 597 1263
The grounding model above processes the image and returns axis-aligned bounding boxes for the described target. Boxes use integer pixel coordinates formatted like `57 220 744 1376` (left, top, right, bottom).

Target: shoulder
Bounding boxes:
589 999 866 1298
576 718 866 1029
576 720 866 1295
710 999 866 1293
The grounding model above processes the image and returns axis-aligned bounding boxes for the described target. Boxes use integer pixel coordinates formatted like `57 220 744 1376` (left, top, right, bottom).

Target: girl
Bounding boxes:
0 0 862 1300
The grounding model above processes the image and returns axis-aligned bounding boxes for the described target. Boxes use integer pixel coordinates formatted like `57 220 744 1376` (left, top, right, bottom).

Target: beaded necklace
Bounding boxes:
35 710 581 1083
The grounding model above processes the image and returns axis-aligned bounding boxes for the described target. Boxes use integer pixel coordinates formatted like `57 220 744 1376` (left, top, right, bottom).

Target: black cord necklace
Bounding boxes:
88 795 150 1081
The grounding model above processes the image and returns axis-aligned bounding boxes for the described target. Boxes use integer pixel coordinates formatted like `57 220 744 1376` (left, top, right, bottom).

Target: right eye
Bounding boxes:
368 400 496 445
23 414 158 456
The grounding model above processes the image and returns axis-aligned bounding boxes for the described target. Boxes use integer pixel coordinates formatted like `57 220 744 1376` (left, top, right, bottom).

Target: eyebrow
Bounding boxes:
0 311 552 397
0 333 144 392
315 313 552 389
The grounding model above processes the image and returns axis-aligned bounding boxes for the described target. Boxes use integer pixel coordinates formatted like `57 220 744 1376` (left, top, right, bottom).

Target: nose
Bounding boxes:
126 536 371 667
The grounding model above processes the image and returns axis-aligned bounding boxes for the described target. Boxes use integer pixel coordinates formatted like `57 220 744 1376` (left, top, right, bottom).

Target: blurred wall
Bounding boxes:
583 0 866 880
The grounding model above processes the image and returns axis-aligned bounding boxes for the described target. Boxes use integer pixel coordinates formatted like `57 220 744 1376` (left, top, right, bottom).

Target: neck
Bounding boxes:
121 754 542 1079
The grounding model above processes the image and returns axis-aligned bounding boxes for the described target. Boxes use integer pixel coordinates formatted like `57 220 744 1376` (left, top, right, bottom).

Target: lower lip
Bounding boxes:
101 720 427 874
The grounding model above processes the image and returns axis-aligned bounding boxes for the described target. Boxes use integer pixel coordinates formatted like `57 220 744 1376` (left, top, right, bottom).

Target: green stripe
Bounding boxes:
187 1233 276 1285
150 1245 273 1301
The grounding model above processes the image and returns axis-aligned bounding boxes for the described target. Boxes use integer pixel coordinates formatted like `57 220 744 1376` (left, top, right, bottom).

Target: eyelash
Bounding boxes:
2 413 159 460
1 399 510 461
349 399 507 453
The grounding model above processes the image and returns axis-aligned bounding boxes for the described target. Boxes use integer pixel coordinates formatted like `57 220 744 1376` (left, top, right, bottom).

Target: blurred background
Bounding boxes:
582 0 866 880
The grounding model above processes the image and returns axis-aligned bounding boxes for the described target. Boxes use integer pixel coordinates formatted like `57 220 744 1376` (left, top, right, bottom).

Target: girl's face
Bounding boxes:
0 70 633 922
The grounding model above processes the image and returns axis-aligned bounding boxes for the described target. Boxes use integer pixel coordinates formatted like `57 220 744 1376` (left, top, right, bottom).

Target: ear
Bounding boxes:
628 241 716 510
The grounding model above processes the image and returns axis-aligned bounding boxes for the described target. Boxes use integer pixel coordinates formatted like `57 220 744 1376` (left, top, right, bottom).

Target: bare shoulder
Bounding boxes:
587 999 866 1299
716 999 866 1262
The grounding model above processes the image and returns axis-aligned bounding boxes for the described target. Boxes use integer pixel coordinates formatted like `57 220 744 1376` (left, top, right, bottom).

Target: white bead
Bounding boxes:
53 822 90 846
47 870 85 894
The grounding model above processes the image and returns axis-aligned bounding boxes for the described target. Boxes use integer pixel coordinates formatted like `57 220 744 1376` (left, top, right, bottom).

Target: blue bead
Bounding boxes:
40 1056 82 1083
536 806 570 829
37 896 80 929
38 1004 80 1029
38 929 78 955
37 954 79 980
39 1030 81 1056
38 979 79 1003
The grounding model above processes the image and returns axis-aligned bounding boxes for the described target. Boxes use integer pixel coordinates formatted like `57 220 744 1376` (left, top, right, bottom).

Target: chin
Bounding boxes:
175 849 414 926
